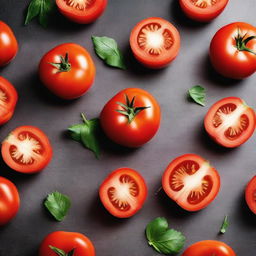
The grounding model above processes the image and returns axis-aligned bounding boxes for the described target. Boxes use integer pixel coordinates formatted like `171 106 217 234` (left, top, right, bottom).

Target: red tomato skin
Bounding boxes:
210 22 256 79
0 177 20 225
39 43 95 99
182 240 236 256
56 0 107 24
39 231 95 256
245 176 256 214
0 21 18 67
100 88 161 147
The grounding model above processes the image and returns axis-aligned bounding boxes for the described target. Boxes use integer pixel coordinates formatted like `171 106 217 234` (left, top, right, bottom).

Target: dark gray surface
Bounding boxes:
0 0 255 255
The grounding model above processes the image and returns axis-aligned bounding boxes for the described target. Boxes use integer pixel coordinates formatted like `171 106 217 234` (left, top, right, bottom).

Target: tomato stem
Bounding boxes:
48 53 72 72
49 245 75 256
235 28 256 55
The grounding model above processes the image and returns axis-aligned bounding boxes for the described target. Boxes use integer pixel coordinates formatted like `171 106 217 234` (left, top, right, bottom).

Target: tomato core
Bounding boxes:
64 0 96 10
191 0 219 8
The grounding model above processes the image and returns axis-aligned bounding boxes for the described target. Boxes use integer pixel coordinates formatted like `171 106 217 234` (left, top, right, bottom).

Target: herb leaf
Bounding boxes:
92 36 126 69
188 85 206 106
44 191 71 221
220 215 229 234
146 217 185 254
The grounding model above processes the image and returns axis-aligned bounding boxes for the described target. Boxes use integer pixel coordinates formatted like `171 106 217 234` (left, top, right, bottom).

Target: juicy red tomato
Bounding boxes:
0 21 18 67
99 168 147 218
1 126 53 174
39 43 95 99
210 22 256 79
56 0 107 24
0 177 20 225
162 154 220 211
100 88 161 147
245 176 256 214
0 76 18 125
39 231 95 256
130 17 180 68
179 0 229 22
182 240 236 256
204 97 256 148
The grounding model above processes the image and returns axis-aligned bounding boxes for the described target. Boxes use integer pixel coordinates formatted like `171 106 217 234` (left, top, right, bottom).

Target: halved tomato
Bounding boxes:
130 17 180 68
1 126 53 173
204 97 256 148
0 76 18 125
179 0 229 22
162 154 220 211
99 168 147 218
245 176 256 214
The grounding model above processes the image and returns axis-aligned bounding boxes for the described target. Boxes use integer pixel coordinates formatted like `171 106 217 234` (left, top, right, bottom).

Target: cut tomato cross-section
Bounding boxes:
245 176 256 214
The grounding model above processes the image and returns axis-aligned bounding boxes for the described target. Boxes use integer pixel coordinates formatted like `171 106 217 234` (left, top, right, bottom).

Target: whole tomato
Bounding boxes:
0 21 18 67
210 22 256 79
39 43 95 99
39 231 95 256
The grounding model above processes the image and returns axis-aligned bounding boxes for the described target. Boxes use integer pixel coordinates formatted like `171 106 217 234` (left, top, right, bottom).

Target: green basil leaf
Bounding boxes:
44 191 71 221
220 215 229 234
188 85 206 106
92 36 126 69
146 217 185 255
68 124 83 142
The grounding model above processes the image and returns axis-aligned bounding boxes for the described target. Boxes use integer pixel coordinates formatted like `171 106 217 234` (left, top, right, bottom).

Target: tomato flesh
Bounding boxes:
245 176 256 214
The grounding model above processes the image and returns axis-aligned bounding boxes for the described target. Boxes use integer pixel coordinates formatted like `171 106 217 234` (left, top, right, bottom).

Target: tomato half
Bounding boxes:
245 176 256 214
39 43 95 99
1 126 53 174
182 240 236 256
99 168 147 218
179 0 229 22
0 76 18 125
0 177 20 225
210 22 256 79
39 231 95 256
0 21 18 67
204 97 256 148
56 0 107 24
162 154 220 211
130 17 180 68
100 88 161 147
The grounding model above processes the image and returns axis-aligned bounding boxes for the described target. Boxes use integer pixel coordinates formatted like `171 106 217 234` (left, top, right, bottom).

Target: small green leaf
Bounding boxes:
92 36 126 69
188 85 206 106
220 215 229 234
44 191 71 221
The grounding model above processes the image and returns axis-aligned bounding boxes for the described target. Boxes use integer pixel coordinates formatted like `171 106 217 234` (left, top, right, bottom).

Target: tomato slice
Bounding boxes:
130 17 180 68
204 97 256 148
245 176 256 214
179 0 229 22
162 154 220 211
1 126 53 173
99 168 147 218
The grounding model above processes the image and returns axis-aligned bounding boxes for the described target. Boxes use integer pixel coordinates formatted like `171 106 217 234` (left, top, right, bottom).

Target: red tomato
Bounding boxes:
210 22 256 79
100 88 161 147
56 0 107 24
0 76 18 125
204 97 256 148
1 126 53 174
99 168 147 218
39 231 95 256
0 21 18 67
245 176 256 214
162 154 220 211
179 0 229 22
0 177 20 225
130 17 180 68
39 43 95 99
182 240 236 256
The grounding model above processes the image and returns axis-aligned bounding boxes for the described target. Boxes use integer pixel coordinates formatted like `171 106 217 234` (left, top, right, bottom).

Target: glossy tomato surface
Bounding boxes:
0 21 18 67
39 43 95 99
100 88 161 147
0 76 18 125
56 0 107 24
210 22 256 79
179 0 229 22
162 154 220 211
1 126 53 173
182 240 236 256
130 17 180 68
204 97 256 148
245 176 256 214
39 231 95 256
99 168 147 218
0 177 20 225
